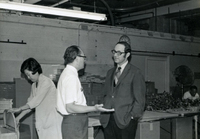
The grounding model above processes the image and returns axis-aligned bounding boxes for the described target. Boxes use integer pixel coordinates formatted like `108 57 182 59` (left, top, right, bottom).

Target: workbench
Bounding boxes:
136 110 199 139
88 110 200 139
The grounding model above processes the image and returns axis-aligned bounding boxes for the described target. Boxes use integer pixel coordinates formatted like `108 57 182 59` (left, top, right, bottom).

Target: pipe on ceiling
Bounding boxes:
112 0 163 13
51 0 69 7
100 0 114 26
58 0 163 13
50 0 164 26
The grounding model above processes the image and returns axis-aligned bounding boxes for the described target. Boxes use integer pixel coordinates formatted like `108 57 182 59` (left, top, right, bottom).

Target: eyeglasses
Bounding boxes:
111 50 126 56
77 55 87 59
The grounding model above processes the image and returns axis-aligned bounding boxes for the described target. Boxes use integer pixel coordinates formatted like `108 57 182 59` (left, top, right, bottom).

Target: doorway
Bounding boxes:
145 56 170 93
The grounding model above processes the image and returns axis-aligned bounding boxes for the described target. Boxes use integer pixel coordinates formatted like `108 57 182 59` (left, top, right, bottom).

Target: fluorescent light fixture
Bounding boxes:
0 1 107 21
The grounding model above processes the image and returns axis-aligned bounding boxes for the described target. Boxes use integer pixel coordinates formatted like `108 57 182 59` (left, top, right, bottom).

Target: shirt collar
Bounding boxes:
117 61 128 73
66 65 78 76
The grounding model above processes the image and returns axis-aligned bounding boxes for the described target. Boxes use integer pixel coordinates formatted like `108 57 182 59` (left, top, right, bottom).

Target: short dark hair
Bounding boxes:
20 58 42 74
190 85 197 91
116 41 132 61
63 45 81 66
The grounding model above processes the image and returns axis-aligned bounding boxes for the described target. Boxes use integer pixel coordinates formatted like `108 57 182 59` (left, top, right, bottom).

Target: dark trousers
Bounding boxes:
103 114 138 139
62 114 88 139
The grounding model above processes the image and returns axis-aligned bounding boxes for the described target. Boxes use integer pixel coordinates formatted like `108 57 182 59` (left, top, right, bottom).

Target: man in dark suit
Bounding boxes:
100 41 146 139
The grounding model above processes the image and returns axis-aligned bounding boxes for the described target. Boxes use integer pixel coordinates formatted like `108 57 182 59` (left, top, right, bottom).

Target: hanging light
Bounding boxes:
0 1 107 21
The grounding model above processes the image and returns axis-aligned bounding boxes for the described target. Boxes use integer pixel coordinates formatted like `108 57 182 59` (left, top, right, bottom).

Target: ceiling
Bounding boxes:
16 0 200 36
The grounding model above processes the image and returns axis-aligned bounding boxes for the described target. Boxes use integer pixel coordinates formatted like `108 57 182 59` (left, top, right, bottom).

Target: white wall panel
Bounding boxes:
0 13 200 93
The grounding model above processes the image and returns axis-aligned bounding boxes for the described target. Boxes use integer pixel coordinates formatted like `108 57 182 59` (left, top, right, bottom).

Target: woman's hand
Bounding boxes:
7 108 21 113
16 116 21 127
95 104 115 112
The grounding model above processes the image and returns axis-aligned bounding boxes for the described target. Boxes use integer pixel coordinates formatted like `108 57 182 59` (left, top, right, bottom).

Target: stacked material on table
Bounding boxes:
0 98 13 113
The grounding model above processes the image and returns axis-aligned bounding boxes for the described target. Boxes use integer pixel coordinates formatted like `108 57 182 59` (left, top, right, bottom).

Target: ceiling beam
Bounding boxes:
116 0 200 23
24 0 41 4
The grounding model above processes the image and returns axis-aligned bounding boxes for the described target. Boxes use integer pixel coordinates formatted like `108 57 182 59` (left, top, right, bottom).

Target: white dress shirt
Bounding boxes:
56 65 87 115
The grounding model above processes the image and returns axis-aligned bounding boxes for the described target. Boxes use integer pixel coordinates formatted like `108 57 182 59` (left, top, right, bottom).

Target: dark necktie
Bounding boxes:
114 67 121 85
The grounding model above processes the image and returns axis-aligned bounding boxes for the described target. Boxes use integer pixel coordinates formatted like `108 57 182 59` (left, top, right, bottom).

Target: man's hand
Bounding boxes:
95 104 115 112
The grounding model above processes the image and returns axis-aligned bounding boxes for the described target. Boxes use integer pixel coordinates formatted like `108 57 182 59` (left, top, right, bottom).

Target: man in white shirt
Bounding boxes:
57 45 114 139
183 85 199 100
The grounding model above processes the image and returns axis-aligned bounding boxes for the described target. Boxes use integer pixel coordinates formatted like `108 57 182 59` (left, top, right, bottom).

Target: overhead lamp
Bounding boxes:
0 1 107 21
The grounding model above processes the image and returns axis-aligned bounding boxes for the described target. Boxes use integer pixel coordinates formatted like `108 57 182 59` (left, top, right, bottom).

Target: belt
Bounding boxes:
63 113 87 119
67 113 87 116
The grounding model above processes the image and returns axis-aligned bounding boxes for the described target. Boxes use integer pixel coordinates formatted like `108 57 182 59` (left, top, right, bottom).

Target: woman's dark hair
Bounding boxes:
63 45 81 66
116 41 132 62
20 58 42 74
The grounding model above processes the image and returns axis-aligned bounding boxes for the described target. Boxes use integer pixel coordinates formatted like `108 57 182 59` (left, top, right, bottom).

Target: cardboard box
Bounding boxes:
135 121 160 139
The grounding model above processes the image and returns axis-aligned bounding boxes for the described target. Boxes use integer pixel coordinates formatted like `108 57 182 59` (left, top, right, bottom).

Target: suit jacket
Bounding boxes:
100 63 146 129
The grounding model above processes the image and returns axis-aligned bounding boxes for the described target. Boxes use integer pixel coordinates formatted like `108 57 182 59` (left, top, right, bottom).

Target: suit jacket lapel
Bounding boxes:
108 67 117 88
116 63 131 86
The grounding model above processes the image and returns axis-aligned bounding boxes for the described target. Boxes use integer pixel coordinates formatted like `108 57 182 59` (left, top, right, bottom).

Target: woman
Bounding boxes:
9 58 62 139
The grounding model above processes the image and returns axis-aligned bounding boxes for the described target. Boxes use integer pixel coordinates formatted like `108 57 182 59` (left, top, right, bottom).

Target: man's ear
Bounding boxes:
74 56 79 62
126 52 130 59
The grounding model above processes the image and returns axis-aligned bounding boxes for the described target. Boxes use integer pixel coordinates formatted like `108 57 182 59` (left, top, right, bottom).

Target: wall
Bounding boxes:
0 13 200 92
